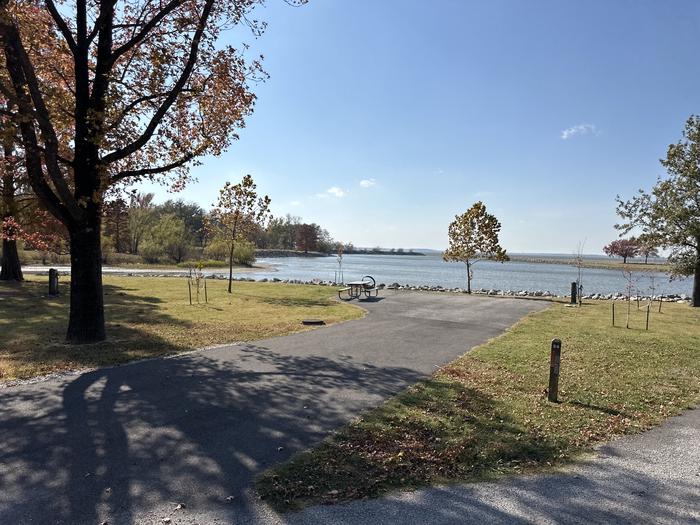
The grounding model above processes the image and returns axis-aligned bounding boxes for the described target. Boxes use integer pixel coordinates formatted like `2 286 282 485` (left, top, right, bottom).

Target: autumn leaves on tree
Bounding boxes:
0 0 266 342
205 175 270 294
443 202 509 294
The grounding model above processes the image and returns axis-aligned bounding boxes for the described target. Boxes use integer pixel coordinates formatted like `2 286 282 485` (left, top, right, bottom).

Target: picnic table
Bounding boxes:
338 275 378 300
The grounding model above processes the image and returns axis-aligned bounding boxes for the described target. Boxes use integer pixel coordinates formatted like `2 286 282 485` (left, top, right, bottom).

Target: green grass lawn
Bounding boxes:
0 276 362 382
256 300 700 511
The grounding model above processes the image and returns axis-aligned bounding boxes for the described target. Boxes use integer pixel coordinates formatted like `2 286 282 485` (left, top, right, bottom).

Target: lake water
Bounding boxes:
250 254 692 296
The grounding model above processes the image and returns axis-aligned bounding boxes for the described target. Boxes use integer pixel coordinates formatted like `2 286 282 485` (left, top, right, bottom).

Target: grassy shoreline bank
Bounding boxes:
256 300 700 511
509 255 670 272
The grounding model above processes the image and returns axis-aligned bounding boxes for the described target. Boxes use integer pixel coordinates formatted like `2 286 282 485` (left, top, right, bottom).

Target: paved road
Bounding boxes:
0 291 546 525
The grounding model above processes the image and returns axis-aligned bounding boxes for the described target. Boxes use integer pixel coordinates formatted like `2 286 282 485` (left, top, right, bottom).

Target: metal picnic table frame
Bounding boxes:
338 275 378 300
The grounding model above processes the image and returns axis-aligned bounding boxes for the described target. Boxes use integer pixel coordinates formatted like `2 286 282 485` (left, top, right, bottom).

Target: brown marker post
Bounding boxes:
646 303 650 330
548 339 562 402
612 301 615 326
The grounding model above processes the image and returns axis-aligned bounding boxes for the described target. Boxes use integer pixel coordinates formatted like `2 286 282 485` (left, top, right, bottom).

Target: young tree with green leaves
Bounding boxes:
206 174 270 293
160 199 206 247
443 201 509 294
127 193 155 255
142 213 191 263
616 115 700 307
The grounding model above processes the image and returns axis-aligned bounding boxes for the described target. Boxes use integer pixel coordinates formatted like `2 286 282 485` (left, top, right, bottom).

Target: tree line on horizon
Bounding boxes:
3 189 348 268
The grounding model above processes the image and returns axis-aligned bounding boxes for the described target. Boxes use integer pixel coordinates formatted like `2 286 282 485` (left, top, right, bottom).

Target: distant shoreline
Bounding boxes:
508 255 670 272
342 250 426 256
256 249 426 257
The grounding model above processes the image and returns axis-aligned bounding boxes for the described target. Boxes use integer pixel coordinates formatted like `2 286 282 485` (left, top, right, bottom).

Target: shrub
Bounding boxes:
233 240 256 266
140 241 162 263
203 236 229 261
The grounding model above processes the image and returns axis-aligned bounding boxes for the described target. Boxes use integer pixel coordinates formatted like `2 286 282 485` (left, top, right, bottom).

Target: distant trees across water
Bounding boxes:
603 237 660 264
15 194 420 267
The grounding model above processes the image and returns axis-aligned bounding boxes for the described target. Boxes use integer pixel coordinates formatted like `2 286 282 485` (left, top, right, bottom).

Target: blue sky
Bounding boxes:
138 0 700 253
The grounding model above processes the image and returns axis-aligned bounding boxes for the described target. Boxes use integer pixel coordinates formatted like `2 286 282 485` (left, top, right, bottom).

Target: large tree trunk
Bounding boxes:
66 221 106 343
693 243 700 308
0 237 23 281
1 127 21 281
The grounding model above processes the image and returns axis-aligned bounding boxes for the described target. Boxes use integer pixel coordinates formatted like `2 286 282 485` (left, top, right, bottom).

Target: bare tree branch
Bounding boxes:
113 152 194 182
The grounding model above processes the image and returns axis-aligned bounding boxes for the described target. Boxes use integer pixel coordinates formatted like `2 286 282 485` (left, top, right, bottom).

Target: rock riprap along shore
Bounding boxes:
37 270 693 304
225 277 691 303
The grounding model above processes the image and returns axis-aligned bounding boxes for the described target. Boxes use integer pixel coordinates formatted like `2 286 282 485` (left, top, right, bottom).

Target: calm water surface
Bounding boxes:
250 254 692 296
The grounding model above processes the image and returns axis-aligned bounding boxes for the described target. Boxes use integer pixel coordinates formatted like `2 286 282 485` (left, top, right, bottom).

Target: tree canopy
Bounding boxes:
205 174 270 293
616 115 700 306
603 238 639 263
443 201 509 294
0 0 271 341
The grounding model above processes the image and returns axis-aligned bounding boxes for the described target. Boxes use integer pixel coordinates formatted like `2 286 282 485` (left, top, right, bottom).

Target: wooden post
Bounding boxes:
612 301 615 326
204 277 208 303
570 282 577 305
548 339 561 403
646 303 650 330
48 268 59 296
658 296 663 313
626 297 631 329
188 279 192 305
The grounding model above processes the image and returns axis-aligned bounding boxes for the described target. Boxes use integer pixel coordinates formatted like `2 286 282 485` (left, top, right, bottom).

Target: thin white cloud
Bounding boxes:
289 200 301 206
327 186 346 197
315 186 347 199
561 123 599 140
359 178 376 188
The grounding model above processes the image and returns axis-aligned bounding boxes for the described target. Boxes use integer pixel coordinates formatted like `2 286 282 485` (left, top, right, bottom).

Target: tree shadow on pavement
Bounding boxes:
0 337 424 524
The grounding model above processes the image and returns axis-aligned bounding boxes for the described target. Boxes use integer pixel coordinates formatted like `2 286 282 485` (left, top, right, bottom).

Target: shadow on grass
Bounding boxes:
0 338 425 524
257 379 560 511
568 400 634 418
0 279 189 378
